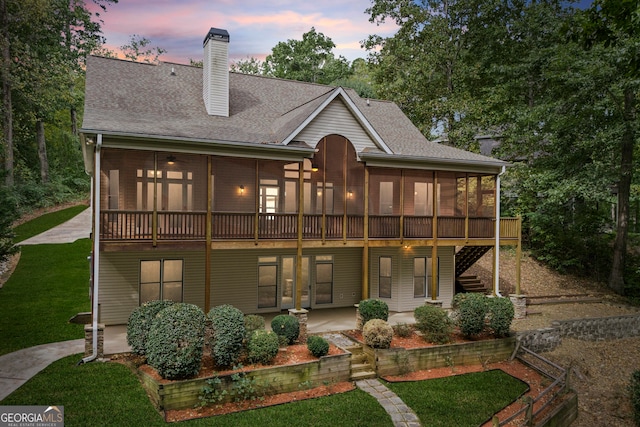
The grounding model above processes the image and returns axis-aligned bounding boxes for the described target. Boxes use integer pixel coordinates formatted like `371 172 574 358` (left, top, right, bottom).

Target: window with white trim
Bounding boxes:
258 257 278 308
379 256 392 298
139 259 183 304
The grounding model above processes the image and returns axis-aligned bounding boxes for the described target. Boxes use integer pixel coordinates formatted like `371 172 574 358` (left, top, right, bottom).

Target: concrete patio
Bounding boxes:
103 307 416 355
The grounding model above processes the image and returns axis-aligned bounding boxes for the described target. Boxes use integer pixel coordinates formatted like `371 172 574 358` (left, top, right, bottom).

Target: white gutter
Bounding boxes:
494 165 506 297
82 134 102 363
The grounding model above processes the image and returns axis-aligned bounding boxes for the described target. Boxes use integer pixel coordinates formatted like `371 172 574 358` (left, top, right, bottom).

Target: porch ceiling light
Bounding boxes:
311 163 319 172
239 185 245 194
166 155 176 165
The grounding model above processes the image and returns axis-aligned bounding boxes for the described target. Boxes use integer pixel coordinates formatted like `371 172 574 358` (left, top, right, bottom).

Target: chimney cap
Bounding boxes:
203 27 230 46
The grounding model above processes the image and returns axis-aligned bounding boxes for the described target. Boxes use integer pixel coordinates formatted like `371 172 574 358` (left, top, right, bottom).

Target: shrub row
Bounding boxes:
452 294 515 338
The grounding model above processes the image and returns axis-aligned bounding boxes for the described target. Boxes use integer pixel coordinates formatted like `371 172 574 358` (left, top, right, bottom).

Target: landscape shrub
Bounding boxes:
146 303 206 380
453 293 489 338
208 304 246 368
363 319 393 349
246 329 279 364
126 300 175 355
270 315 300 345
487 297 515 337
414 304 453 344
244 314 265 339
393 322 413 338
630 370 640 426
359 299 389 324
306 335 330 357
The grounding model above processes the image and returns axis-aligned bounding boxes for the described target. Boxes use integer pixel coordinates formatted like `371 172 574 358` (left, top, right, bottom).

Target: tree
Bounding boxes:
264 27 351 84
230 57 264 75
364 0 480 145
120 34 166 63
576 0 640 294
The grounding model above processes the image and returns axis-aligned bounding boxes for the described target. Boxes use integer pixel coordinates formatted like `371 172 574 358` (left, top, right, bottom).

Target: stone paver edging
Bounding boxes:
356 379 421 427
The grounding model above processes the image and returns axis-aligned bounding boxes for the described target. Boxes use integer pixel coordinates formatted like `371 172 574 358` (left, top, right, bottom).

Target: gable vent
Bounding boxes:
203 27 230 117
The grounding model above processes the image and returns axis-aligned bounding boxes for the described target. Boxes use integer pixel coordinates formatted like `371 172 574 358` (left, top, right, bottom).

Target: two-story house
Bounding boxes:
80 27 520 328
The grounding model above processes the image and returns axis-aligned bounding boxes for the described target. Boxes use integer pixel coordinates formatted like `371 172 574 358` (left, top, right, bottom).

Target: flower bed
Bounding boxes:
137 345 351 411
346 330 517 377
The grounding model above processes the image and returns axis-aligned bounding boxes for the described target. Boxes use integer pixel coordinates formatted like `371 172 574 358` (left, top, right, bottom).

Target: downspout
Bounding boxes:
81 134 102 364
494 165 506 297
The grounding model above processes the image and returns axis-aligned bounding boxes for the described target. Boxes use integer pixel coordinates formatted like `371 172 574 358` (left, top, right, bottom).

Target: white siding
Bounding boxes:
99 251 206 325
296 98 381 153
369 246 455 313
203 37 229 117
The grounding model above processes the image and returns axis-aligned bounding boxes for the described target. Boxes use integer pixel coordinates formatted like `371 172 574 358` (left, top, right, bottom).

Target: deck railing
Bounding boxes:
99 210 520 242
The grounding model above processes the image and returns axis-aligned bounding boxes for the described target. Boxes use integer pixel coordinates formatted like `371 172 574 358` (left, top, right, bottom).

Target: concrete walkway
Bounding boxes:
0 340 83 401
356 379 422 427
19 207 91 245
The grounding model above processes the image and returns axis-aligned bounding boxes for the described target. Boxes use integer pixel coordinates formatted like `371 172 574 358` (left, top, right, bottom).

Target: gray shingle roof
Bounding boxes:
81 56 505 168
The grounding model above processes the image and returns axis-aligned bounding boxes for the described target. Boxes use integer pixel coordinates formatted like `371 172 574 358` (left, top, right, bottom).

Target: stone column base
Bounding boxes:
510 295 527 319
424 299 444 308
354 304 363 331
288 308 309 343
84 323 105 358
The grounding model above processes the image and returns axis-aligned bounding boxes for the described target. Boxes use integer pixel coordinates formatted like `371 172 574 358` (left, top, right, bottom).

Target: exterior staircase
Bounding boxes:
455 245 492 277
454 245 491 293
347 344 376 380
455 275 488 293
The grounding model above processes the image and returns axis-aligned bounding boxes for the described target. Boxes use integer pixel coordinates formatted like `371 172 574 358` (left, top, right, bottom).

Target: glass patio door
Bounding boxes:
281 256 310 309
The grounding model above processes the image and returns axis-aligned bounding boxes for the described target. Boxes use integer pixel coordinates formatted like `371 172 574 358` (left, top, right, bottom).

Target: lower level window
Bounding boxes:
140 259 183 304
414 257 439 298
379 256 392 298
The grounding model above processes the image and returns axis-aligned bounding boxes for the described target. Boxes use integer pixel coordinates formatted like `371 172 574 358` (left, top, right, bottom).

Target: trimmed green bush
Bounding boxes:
359 299 389 324
146 303 206 380
453 293 489 338
487 297 514 337
363 319 393 349
307 335 330 357
270 314 300 345
393 322 413 338
630 370 640 426
414 304 453 344
247 329 279 365
208 304 246 368
244 314 265 338
126 300 175 355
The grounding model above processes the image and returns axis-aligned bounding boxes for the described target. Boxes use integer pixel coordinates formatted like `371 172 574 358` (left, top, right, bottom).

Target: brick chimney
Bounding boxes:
203 27 229 117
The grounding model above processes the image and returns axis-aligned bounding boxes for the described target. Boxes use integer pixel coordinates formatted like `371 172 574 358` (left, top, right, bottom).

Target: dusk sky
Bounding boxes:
90 0 400 65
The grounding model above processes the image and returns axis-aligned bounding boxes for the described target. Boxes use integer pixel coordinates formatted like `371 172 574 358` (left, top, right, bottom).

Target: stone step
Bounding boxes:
350 370 377 381
351 362 374 374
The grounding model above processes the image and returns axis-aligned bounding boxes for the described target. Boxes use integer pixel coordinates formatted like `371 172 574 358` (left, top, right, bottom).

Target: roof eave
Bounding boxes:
359 151 509 174
79 129 316 161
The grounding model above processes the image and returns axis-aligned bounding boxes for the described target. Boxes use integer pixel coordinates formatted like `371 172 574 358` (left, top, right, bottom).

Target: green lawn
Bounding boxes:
0 355 392 427
0 240 91 355
13 205 88 243
385 370 529 426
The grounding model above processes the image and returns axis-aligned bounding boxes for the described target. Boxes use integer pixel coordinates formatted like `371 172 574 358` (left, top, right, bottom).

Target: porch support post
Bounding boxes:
254 160 259 244
516 215 522 295
295 160 304 310
362 167 370 300
152 152 158 246
205 156 212 312
493 166 506 296
399 170 404 243
431 172 438 300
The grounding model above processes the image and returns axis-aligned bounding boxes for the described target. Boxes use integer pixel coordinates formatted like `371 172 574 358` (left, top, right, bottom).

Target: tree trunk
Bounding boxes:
70 106 77 135
36 120 49 184
1 0 13 187
608 87 635 294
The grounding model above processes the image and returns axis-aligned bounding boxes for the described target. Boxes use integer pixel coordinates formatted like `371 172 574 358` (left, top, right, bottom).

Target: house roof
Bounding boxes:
81 56 506 172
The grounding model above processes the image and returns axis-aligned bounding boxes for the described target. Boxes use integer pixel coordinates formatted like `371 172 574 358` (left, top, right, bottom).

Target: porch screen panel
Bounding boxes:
346 144 365 216
322 136 346 215
101 149 154 211
480 175 495 217
369 168 401 215
437 172 457 216
211 156 256 212
403 171 433 216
